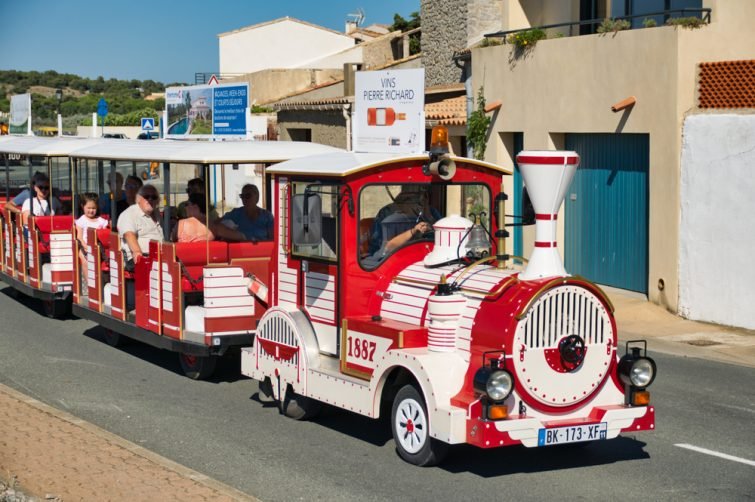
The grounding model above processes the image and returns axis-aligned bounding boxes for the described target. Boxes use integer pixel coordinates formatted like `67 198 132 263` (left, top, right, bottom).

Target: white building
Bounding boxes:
218 17 357 75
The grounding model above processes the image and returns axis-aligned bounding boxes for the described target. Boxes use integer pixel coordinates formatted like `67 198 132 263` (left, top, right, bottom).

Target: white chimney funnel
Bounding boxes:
516 150 580 280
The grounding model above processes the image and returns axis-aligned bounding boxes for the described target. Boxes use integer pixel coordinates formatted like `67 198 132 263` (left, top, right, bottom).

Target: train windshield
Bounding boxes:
358 183 491 269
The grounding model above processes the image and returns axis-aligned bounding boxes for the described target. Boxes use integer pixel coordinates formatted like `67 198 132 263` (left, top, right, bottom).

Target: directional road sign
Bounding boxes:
97 98 108 117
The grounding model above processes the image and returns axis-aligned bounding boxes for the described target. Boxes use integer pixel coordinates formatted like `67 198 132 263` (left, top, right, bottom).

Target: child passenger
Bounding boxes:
75 193 109 275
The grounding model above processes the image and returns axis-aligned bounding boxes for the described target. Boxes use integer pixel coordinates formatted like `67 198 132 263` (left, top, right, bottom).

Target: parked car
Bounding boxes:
137 131 160 140
103 133 128 139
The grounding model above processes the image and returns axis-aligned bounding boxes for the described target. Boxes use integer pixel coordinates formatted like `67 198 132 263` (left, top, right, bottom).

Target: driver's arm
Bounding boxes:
384 221 431 253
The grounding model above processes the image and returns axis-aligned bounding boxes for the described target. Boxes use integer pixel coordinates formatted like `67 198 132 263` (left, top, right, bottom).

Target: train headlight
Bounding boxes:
618 345 657 389
474 364 514 403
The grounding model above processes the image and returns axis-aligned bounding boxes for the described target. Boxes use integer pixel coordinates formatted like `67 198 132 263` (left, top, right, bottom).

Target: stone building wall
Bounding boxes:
421 0 467 86
467 0 504 45
277 110 347 149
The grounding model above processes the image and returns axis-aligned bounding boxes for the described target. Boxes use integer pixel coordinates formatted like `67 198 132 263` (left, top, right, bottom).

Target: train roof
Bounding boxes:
0 136 110 156
266 151 513 177
0 136 343 164
70 139 343 164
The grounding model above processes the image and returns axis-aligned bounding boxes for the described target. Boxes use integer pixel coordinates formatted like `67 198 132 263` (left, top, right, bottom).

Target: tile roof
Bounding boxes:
698 60 755 109
425 95 467 126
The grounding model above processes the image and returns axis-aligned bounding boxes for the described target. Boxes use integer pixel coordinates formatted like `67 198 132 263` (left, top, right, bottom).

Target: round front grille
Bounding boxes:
512 285 615 408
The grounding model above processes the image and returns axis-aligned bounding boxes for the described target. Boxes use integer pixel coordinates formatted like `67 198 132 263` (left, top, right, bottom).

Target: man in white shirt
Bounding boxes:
20 173 62 225
116 184 163 270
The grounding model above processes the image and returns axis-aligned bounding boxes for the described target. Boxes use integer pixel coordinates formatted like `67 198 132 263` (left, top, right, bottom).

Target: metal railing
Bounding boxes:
485 8 711 41
194 72 246 85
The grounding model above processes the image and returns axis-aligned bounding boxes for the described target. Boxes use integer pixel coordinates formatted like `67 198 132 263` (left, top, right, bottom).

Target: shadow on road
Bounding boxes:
438 436 650 476
295 401 650 474
81 325 248 384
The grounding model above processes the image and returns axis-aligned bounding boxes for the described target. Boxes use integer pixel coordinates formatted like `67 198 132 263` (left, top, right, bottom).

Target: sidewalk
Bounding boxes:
1 295 753 502
608 289 755 368
0 383 257 502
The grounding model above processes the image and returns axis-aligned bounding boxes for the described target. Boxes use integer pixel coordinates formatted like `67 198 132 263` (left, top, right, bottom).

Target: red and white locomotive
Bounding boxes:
241 131 657 466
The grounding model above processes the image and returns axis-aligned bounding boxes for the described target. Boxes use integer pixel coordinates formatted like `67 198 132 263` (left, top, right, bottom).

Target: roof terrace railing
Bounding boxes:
194 72 246 85
484 7 711 41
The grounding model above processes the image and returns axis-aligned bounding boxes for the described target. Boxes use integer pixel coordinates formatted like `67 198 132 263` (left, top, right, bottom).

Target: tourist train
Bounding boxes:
0 130 656 466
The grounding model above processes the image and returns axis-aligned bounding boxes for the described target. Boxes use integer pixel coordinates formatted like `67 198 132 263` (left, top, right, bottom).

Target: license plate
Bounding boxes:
537 422 607 446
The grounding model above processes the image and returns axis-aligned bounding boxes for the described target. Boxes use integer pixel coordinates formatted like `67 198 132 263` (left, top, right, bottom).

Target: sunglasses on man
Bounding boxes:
36 185 50 191
240 193 254 200
141 194 159 202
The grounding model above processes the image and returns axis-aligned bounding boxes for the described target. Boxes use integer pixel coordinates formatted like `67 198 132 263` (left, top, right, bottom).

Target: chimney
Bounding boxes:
515 150 580 280
346 20 357 33
343 63 362 96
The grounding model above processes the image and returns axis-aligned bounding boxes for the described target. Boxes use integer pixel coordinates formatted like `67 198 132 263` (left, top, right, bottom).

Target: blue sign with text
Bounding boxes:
212 85 248 136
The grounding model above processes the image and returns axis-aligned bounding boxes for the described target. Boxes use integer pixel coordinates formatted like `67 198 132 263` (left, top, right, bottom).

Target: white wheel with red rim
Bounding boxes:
178 353 217 380
391 385 448 466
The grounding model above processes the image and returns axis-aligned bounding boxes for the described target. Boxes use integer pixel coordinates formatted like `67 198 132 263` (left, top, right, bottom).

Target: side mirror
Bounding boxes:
292 193 322 246
521 186 535 226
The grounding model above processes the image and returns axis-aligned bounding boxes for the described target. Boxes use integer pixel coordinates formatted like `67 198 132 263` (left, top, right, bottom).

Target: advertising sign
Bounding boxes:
165 82 249 139
353 69 425 154
10 93 32 135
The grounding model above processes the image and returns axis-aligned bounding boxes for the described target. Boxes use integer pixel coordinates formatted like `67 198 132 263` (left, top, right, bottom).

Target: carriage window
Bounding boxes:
358 183 491 269
291 182 339 262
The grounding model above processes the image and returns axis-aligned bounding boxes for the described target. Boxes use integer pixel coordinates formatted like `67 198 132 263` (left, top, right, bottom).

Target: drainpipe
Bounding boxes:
454 55 474 158
342 103 352 151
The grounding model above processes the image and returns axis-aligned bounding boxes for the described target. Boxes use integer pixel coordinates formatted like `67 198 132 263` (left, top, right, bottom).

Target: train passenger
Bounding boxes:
211 184 273 242
98 172 125 219
75 192 109 275
117 184 163 273
5 171 46 215
111 175 143 230
368 185 440 257
171 193 214 243
20 173 63 226
177 178 219 221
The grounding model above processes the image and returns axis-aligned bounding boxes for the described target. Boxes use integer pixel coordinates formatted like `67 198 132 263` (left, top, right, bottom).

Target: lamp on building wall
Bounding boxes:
611 96 636 112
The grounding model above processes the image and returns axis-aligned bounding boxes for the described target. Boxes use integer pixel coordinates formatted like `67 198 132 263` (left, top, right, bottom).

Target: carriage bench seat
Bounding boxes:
34 216 73 254
175 241 229 293
96 228 111 272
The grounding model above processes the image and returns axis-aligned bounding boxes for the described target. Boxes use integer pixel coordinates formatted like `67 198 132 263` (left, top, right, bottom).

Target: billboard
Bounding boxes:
353 69 425 154
10 93 32 135
165 82 249 139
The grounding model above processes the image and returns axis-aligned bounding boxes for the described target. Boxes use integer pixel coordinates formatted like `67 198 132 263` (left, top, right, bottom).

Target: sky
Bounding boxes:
0 0 419 84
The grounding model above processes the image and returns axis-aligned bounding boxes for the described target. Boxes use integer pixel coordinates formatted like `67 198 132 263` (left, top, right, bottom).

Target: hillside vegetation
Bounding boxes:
0 69 187 127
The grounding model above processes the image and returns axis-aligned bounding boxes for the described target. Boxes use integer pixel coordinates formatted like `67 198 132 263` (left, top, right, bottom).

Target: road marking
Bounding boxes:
675 443 755 467
44 356 108 368
717 403 755 415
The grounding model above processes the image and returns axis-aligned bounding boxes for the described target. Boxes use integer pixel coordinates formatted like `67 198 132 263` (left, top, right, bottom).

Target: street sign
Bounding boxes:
141 118 155 131
97 98 108 117
207 74 219 86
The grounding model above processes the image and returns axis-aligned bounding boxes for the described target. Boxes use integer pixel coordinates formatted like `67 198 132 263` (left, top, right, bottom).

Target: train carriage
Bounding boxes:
0 136 111 316
240 129 657 466
66 139 343 378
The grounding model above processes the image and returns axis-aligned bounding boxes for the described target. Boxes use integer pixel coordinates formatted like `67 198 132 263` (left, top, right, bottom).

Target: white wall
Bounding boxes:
219 19 355 75
679 114 755 330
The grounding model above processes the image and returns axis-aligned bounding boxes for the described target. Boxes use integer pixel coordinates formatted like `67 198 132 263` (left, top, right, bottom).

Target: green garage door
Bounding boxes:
564 133 649 293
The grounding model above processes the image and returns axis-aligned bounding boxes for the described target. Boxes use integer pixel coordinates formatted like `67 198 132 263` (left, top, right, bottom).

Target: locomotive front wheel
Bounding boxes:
178 353 217 380
281 384 322 420
391 385 448 466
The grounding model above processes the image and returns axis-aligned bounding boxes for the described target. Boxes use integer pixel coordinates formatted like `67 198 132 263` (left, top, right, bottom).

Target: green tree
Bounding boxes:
390 11 421 55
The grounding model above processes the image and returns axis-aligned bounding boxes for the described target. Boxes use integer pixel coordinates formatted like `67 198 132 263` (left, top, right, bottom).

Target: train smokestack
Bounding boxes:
515 151 580 280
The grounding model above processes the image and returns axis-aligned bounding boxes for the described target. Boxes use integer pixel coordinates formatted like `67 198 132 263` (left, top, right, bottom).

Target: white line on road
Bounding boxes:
675 443 755 467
